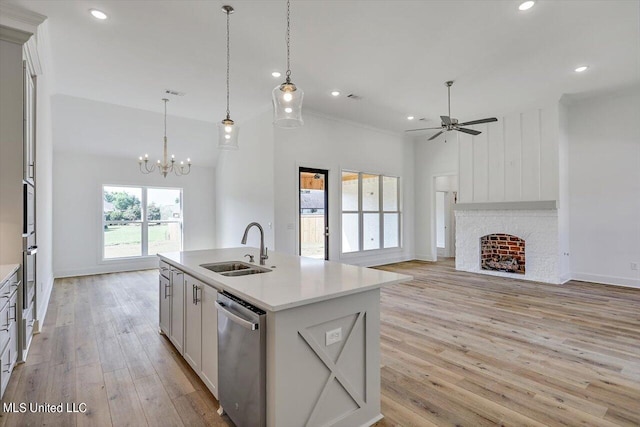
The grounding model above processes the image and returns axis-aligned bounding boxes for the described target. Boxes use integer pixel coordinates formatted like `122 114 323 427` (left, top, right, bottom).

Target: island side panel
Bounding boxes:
266 288 381 427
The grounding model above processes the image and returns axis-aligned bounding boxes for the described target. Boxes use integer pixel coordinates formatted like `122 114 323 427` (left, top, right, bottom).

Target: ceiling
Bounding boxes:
6 0 640 133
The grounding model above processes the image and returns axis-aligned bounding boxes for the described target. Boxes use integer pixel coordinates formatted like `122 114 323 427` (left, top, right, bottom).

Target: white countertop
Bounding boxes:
0 264 19 285
158 248 412 312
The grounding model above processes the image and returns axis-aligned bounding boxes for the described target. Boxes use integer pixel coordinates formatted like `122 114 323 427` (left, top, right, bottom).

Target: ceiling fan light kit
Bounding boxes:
218 5 240 150
272 0 304 128
406 80 498 141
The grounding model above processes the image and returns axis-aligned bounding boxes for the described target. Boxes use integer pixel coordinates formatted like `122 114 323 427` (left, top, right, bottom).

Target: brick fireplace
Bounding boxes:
454 201 562 284
480 234 525 274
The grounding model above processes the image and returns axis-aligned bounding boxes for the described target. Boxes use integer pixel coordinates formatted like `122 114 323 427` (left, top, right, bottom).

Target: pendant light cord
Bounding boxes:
286 0 291 81
226 8 231 119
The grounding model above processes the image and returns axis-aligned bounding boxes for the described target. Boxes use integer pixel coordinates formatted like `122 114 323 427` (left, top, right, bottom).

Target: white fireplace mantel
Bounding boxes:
454 200 558 211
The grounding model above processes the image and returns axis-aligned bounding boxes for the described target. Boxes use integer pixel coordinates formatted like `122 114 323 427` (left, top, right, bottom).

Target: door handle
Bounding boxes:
164 282 171 298
215 301 258 331
193 285 200 305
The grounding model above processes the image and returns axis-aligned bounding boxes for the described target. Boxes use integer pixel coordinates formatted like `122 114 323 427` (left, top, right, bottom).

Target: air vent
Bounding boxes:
346 94 362 100
164 89 185 96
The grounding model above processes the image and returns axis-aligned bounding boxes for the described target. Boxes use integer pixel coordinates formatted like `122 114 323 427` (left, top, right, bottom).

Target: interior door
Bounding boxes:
299 168 329 260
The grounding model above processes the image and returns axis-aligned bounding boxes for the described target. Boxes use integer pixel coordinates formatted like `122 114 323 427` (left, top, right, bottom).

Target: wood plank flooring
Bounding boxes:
1 259 638 426
373 259 640 427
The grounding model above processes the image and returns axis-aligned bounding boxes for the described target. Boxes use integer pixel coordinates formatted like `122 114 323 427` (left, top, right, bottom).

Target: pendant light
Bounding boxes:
272 0 304 128
138 98 191 177
218 5 239 149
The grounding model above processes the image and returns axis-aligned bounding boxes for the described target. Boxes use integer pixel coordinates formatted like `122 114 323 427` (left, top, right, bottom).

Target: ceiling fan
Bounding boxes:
406 81 498 141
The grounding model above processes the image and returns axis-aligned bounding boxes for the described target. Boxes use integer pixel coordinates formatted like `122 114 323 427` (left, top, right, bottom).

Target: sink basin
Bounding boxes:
200 261 253 273
200 261 271 277
220 267 271 277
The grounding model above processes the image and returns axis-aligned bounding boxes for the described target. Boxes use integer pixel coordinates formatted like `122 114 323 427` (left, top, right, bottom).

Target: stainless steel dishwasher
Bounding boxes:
216 291 266 427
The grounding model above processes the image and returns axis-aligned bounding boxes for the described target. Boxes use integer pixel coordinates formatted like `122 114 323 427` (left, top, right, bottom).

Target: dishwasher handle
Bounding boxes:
215 301 259 331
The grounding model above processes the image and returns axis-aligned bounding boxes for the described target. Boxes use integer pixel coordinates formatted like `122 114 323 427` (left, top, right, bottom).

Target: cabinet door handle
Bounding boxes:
164 283 171 298
9 304 16 322
194 286 200 305
3 349 10 373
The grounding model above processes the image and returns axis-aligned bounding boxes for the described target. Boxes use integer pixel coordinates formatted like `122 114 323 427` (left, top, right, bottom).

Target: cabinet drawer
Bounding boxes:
0 335 12 399
0 300 10 353
159 260 171 279
0 272 14 303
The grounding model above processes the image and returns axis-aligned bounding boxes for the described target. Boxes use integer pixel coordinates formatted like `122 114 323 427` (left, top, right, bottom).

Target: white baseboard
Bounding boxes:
54 260 158 279
571 272 640 289
414 253 437 262
558 273 572 284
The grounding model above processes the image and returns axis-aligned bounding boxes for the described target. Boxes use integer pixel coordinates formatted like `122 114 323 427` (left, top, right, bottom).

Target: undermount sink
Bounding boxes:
200 261 271 277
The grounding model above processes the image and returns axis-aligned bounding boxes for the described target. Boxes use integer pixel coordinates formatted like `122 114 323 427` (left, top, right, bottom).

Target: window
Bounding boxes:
103 185 183 259
341 172 400 253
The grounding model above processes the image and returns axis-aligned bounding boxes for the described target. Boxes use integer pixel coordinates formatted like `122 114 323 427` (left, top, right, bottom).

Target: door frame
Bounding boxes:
299 167 329 260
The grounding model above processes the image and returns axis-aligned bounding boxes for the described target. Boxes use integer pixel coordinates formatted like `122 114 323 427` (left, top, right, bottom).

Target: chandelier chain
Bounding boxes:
163 98 167 137
226 8 231 119
286 0 291 79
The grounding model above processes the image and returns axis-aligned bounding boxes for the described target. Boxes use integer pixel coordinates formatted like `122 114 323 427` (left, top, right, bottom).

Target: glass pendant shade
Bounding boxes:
272 81 304 128
217 118 239 150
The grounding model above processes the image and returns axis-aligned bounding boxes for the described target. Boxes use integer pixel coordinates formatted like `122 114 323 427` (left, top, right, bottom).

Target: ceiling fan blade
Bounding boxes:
456 127 482 136
405 127 444 132
457 117 498 126
440 115 452 125
428 131 444 141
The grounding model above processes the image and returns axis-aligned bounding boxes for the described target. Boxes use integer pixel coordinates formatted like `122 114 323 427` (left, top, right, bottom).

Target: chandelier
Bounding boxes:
272 0 304 128
138 98 191 177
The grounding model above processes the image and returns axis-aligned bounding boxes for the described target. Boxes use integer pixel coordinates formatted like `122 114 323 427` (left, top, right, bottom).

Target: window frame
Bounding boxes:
341 171 401 255
102 184 184 260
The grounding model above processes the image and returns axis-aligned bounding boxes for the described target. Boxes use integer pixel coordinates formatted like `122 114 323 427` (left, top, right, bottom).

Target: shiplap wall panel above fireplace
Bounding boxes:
458 104 560 204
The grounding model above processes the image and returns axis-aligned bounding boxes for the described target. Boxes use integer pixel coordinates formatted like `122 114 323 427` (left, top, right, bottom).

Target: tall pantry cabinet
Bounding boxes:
0 21 41 398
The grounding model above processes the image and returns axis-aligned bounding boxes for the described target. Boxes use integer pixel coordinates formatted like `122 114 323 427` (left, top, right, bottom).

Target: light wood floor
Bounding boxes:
374 259 640 427
1 260 638 426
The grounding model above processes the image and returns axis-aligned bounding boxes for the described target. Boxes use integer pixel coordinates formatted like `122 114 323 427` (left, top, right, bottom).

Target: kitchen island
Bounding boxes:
158 247 411 427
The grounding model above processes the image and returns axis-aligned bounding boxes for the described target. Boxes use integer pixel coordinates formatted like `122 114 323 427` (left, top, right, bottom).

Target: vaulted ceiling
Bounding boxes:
7 0 640 133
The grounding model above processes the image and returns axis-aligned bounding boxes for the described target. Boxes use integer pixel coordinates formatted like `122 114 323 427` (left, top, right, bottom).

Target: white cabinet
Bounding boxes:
184 275 202 371
159 265 219 400
184 274 219 398
0 269 19 399
159 275 171 335
169 268 185 354
200 284 218 398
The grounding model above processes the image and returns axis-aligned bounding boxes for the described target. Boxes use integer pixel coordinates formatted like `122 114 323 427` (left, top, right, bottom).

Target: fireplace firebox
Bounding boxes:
480 234 525 274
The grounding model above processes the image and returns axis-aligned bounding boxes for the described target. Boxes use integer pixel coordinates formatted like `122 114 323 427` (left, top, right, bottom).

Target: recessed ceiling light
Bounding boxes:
407 116 415 120
574 65 589 73
331 91 341 97
271 71 281 78
90 9 108 20
518 1 535 11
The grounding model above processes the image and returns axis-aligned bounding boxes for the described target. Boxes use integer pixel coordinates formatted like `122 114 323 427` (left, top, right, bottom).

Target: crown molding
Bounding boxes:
0 3 46 35
0 24 32 44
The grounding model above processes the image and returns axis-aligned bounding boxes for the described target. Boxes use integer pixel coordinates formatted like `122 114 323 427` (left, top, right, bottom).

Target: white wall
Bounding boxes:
215 110 275 251
567 88 640 288
414 137 458 260
274 112 415 266
215 110 415 267
52 151 215 277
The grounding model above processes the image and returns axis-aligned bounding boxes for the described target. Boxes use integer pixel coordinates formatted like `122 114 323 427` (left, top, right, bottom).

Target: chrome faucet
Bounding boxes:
241 222 268 265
